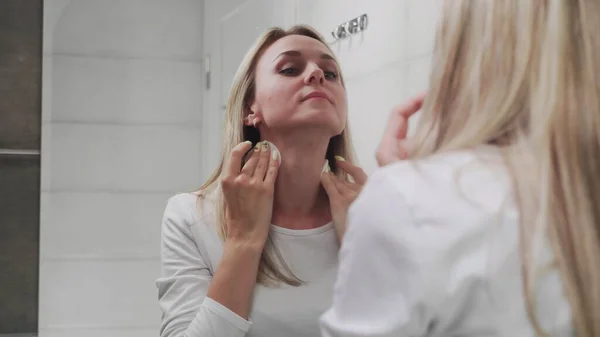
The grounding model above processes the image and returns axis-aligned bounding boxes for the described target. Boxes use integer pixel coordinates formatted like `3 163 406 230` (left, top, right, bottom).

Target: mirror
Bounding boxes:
1 1 437 336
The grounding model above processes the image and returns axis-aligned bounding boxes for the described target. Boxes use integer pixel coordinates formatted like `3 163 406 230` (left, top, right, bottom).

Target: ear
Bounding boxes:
244 101 262 126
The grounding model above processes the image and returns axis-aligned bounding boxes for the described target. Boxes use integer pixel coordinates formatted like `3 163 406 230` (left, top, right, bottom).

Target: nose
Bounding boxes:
304 64 324 85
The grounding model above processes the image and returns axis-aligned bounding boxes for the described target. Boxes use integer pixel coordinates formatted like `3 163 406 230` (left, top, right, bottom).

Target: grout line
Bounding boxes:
40 189 187 195
45 52 203 64
220 0 254 22
42 120 203 128
41 255 160 262
42 325 158 330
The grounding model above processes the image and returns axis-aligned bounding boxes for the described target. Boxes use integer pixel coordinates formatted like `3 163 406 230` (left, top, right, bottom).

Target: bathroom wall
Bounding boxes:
295 0 440 172
0 0 43 335
39 1 205 336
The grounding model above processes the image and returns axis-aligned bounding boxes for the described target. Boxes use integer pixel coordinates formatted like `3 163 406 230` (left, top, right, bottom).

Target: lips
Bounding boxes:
302 91 332 104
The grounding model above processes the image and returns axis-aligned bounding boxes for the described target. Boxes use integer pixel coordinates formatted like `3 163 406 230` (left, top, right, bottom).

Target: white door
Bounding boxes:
201 0 295 178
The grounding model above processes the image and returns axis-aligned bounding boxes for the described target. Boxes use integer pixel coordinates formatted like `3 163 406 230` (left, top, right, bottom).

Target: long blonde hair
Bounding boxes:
411 1 600 336
197 25 356 286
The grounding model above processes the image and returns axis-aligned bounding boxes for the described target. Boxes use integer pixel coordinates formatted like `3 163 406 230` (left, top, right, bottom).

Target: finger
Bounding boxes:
397 139 412 159
376 141 408 166
320 170 340 198
240 142 262 176
376 149 398 167
397 92 426 117
384 93 425 143
342 178 362 192
390 94 425 140
263 145 281 185
253 141 271 181
333 175 355 197
335 157 368 185
376 94 425 167
224 141 253 177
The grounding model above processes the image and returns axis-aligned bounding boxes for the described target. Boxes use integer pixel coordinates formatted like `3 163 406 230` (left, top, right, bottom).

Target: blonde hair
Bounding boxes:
411 1 600 336
197 25 357 286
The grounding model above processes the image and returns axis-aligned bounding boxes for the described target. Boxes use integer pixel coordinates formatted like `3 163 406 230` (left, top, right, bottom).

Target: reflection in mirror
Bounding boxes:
29 1 435 336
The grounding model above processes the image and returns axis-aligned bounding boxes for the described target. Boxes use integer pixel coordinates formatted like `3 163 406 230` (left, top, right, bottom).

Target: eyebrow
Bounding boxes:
272 50 336 63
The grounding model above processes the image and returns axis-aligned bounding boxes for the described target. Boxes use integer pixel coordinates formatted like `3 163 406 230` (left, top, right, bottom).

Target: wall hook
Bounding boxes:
331 14 368 41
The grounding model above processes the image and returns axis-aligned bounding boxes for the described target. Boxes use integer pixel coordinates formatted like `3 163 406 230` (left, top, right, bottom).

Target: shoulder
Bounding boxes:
162 192 218 230
164 193 198 220
347 147 516 265
343 148 519 308
362 147 513 220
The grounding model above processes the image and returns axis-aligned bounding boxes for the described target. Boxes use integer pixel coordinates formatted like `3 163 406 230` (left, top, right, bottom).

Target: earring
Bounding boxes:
252 118 260 128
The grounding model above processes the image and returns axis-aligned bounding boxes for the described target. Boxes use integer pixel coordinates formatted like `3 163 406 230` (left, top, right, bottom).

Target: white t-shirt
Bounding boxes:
320 148 574 337
156 192 339 337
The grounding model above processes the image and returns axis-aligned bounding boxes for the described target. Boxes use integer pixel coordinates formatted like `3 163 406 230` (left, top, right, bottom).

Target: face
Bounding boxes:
248 35 347 136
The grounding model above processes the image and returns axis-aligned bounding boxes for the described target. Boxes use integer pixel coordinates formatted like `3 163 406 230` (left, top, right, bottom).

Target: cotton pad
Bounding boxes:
243 140 282 164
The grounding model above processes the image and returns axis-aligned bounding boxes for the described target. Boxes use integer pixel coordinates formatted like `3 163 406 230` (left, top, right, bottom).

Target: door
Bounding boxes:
201 0 294 178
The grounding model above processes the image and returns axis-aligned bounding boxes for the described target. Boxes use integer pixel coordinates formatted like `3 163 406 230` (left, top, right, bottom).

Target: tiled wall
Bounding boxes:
296 0 440 172
0 0 42 335
39 1 204 336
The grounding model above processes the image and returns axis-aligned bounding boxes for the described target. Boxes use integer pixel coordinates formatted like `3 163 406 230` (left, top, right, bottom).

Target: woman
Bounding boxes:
321 1 599 336
156 25 366 337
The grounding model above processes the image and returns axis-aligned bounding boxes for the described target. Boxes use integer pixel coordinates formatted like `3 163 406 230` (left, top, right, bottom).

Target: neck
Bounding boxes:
262 129 332 229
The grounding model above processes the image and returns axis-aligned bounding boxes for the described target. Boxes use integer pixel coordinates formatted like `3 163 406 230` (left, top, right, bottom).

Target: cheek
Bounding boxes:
258 81 298 117
334 86 348 118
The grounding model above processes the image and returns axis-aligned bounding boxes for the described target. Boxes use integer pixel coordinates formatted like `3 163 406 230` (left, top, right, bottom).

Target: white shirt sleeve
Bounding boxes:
319 167 436 337
156 196 252 337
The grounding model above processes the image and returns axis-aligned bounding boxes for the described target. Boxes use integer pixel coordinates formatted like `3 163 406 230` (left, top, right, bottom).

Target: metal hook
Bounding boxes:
330 14 368 42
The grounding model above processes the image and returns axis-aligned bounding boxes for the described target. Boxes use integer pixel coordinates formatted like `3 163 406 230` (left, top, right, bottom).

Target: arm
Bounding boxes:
206 238 262 319
156 196 257 337
319 168 435 337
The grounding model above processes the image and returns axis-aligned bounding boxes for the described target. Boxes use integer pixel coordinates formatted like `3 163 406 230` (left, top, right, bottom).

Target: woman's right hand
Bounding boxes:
221 140 280 248
375 93 426 166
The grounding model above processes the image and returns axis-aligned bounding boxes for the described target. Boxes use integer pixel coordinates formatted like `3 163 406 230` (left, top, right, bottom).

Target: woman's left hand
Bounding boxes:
320 156 367 242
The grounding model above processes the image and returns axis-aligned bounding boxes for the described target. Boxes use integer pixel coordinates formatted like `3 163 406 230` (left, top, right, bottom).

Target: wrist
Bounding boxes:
333 217 347 243
224 237 265 255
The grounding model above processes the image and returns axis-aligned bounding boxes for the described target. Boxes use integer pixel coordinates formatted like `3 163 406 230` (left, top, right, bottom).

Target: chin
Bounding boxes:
293 119 343 137
267 107 345 134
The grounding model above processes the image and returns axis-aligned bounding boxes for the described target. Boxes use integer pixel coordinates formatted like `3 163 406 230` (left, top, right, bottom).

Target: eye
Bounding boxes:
324 71 338 80
280 67 300 76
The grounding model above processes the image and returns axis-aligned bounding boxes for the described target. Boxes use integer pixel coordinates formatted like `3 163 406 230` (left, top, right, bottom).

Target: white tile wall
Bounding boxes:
345 63 405 172
44 124 202 192
296 0 408 80
406 0 440 59
42 0 71 55
405 54 433 98
48 56 203 124
39 260 159 328
47 0 203 60
39 192 171 259
40 1 204 336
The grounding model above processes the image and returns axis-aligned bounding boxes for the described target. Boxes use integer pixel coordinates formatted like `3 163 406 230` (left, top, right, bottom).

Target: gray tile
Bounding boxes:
0 0 42 150
0 1 42 70
0 155 40 334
